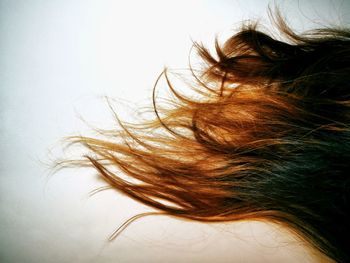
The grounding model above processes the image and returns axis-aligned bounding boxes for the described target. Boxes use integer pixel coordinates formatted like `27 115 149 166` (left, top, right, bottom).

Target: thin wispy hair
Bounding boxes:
59 11 350 263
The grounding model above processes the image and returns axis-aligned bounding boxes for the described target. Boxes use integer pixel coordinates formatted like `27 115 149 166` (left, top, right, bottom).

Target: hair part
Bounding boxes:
63 11 350 263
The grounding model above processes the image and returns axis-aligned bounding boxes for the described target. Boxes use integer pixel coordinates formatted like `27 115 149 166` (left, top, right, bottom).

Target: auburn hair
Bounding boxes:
63 12 350 263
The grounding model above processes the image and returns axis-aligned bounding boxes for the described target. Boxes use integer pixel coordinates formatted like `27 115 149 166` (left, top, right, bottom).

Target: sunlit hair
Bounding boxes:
63 12 350 263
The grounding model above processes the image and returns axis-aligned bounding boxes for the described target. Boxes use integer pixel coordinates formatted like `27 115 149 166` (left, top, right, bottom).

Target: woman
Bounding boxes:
63 10 350 263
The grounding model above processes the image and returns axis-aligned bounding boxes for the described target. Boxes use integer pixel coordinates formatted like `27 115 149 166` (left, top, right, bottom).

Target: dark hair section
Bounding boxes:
63 12 350 263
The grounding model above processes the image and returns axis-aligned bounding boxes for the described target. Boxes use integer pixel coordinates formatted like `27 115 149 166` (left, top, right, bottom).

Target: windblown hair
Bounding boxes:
65 13 350 263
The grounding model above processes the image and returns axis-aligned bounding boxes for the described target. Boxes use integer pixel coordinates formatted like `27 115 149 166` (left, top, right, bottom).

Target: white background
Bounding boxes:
1 1 349 262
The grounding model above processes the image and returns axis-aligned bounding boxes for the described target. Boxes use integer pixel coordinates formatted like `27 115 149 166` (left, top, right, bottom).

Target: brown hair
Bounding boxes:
63 12 350 263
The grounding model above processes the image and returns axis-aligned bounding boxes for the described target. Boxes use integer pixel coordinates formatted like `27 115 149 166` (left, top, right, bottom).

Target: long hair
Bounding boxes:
63 12 350 263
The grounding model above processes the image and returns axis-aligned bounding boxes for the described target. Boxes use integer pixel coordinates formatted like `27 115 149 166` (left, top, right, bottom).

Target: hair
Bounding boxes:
62 11 350 263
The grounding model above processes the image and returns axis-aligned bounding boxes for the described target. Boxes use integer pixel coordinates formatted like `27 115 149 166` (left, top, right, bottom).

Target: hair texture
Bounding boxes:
64 13 350 263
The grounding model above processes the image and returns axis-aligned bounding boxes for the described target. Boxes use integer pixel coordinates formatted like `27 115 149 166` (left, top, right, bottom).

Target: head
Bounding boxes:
64 11 350 263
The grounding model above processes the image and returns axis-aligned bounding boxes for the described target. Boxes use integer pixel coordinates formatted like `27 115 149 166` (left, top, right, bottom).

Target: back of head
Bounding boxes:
64 11 350 263
194 13 350 262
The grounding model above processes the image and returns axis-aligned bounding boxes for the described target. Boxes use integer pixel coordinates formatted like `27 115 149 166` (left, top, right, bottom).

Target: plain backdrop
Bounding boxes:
1 1 349 262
